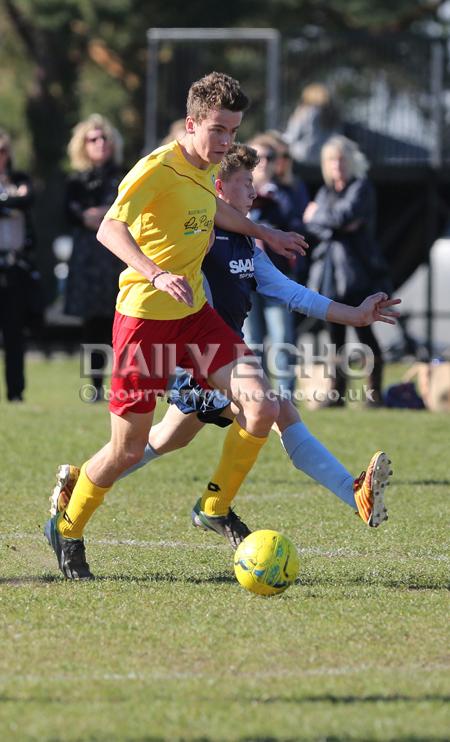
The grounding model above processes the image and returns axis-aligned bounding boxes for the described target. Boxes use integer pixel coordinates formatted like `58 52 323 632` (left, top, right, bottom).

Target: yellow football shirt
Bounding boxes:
105 139 218 320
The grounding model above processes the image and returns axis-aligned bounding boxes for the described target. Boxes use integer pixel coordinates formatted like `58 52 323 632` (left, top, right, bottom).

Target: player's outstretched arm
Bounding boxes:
97 218 193 306
215 198 308 258
326 293 402 327
253 249 331 320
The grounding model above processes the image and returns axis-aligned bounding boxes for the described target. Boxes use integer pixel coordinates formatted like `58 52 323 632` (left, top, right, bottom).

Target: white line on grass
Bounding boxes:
0 533 371 558
1 663 449 685
0 533 223 551
95 539 359 558
1 533 449 561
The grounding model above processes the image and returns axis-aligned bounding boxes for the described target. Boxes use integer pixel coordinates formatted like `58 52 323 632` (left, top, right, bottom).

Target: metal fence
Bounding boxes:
146 28 449 168
281 30 446 168
146 28 281 153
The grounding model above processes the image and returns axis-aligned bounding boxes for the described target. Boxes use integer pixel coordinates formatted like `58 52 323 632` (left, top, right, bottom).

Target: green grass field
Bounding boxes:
0 357 449 741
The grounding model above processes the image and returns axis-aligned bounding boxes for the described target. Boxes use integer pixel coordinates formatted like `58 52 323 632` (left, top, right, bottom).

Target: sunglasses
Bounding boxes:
259 152 275 162
86 134 108 144
279 152 291 159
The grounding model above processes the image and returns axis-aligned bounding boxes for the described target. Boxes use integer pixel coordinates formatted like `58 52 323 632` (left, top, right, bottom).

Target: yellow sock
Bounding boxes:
201 419 268 516
57 463 111 539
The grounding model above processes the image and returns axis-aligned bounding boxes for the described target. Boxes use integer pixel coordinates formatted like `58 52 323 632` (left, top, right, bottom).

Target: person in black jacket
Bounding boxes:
0 129 36 402
304 135 391 406
243 134 301 396
284 83 342 164
65 114 124 400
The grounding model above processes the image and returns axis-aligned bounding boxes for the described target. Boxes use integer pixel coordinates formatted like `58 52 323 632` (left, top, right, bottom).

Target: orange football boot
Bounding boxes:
353 451 392 527
49 464 80 516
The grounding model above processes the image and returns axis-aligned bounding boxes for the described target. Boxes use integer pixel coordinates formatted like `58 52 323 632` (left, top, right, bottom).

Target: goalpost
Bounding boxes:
145 27 281 152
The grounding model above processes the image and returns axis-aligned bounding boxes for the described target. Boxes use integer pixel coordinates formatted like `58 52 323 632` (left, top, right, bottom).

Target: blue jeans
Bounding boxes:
243 292 297 395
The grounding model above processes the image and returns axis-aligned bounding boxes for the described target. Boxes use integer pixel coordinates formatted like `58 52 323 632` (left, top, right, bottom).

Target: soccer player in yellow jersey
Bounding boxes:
44 72 309 580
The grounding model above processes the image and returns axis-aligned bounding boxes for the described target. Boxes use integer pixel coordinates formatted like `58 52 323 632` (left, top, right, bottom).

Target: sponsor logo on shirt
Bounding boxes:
229 258 254 278
184 212 214 236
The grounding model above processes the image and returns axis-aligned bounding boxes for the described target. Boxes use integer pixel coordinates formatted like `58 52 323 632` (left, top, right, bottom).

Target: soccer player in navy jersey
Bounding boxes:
51 144 400 549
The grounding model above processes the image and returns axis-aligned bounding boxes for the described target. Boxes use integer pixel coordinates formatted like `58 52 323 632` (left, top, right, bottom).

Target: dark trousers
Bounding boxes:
0 268 26 401
82 316 114 391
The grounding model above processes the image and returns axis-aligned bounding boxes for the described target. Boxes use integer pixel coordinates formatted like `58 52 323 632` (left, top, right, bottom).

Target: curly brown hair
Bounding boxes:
187 71 249 123
218 143 259 180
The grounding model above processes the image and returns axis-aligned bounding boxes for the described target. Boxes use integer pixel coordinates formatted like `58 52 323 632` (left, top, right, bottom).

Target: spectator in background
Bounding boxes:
303 135 392 407
0 129 36 402
159 118 186 146
267 129 310 284
243 134 299 396
65 114 124 400
284 83 342 164
268 131 309 229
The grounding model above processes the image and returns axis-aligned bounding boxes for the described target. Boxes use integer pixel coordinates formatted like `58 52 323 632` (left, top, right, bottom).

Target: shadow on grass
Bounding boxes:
0 572 235 586
1 572 447 590
298 575 449 591
0 574 60 585
96 572 236 585
253 693 450 705
0 695 68 704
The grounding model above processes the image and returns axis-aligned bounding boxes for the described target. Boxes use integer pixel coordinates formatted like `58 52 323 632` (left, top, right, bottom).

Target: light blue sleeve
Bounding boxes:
253 249 332 321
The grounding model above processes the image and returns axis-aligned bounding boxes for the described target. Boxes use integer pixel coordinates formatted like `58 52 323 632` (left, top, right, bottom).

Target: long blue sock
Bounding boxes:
281 422 356 508
118 443 160 480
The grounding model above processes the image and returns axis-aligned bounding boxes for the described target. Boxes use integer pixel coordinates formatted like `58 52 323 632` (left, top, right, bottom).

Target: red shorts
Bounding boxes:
109 303 252 416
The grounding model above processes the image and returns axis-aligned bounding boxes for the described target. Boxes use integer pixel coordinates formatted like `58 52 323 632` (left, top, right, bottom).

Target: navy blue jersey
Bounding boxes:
169 227 331 423
202 228 256 337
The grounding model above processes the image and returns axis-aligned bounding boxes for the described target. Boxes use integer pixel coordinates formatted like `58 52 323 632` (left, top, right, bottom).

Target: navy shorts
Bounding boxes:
167 369 232 427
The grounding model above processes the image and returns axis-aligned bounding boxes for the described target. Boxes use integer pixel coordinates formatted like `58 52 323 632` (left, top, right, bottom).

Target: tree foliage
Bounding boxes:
0 0 447 297
2 0 447 171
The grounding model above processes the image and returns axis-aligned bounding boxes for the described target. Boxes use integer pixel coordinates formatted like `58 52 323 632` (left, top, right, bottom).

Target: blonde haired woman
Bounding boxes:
65 114 124 400
68 113 123 172
303 135 392 406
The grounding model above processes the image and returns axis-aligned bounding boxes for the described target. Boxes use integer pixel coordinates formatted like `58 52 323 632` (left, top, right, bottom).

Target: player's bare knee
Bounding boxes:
120 443 147 470
253 396 279 428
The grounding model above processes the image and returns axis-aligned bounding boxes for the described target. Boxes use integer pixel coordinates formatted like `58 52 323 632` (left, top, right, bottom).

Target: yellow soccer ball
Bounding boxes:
234 529 299 596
